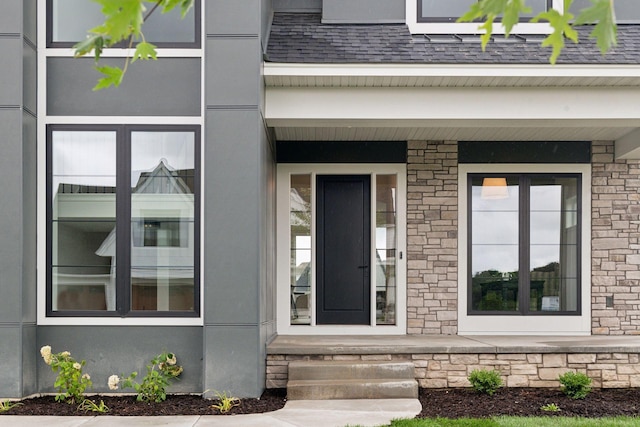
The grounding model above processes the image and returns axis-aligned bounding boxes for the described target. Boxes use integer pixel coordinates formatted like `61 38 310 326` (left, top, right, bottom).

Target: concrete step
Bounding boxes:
288 360 415 381
287 378 419 400
287 361 418 400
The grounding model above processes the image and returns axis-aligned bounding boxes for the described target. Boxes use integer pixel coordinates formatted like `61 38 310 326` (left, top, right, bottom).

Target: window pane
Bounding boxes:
376 175 397 325
470 176 520 312
571 0 640 23
51 131 117 312
290 175 311 325
50 0 197 44
421 0 475 19
130 131 196 312
520 0 548 17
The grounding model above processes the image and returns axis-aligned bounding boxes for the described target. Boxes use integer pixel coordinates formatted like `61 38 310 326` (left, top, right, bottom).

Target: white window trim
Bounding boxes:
407 0 563 35
276 163 407 335
36 0 206 326
457 163 592 335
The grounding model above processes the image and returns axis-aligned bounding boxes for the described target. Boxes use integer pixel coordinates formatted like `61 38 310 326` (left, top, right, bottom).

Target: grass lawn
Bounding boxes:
382 417 640 427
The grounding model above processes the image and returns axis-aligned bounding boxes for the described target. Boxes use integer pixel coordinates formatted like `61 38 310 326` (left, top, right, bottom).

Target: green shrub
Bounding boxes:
468 369 502 395
558 371 592 399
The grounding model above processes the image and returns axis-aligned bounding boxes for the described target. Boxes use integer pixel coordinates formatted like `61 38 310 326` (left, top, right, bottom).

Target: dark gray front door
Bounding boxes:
316 175 371 325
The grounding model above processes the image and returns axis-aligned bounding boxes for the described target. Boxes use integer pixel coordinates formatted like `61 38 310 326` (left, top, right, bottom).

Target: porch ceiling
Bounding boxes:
264 64 640 158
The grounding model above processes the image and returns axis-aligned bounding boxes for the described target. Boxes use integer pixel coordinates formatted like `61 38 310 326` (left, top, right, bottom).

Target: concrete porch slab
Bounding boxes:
267 335 640 355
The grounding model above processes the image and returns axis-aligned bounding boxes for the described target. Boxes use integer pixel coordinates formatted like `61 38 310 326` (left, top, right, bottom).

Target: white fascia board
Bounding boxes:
264 63 640 81
265 86 640 126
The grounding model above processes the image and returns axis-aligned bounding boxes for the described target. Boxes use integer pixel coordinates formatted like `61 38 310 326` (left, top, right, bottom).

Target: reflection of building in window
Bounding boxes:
54 159 195 312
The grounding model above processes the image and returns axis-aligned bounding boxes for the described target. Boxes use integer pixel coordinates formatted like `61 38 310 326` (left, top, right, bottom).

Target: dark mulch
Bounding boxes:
2 388 287 416
418 388 640 419
3 387 640 418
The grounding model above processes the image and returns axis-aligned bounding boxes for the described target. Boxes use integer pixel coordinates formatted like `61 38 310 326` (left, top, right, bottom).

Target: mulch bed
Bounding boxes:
3 387 640 418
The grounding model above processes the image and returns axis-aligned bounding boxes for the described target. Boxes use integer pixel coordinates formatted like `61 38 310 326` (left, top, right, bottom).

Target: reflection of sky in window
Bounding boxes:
131 132 195 186
472 184 565 275
52 131 117 189
51 131 195 190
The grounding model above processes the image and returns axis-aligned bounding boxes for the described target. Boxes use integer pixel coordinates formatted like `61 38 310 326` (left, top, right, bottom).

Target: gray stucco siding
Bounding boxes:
36 326 203 394
323 0 405 23
47 57 201 116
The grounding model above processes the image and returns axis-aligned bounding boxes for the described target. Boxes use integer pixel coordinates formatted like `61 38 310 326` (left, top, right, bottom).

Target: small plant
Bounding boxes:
108 351 183 403
210 390 240 414
0 400 22 413
39 345 92 404
78 399 109 413
540 403 561 412
558 371 592 399
468 369 503 396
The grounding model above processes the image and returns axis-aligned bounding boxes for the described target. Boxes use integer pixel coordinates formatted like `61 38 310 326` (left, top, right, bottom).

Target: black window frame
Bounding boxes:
46 0 202 49
46 124 201 318
417 0 553 23
467 173 582 316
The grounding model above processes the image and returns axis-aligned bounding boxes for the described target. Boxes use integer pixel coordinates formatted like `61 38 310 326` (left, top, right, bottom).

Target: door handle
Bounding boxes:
357 265 368 269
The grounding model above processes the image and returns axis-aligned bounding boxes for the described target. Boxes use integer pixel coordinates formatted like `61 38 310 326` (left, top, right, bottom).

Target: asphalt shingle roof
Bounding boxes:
266 13 640 64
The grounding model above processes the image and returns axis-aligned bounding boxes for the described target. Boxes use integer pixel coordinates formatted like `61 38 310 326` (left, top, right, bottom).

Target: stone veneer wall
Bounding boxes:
266 353 640 389
592 141 640 335
407 141 458 335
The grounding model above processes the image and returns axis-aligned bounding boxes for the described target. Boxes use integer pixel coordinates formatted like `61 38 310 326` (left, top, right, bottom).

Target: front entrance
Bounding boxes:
316 175 371 325
277 163 407 334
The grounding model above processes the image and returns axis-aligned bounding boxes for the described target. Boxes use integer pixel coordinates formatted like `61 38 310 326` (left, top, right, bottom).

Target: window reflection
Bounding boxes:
52 131 117 311
130 132 196 311
290 175 311 324
470 175 579 314
50 0 197 45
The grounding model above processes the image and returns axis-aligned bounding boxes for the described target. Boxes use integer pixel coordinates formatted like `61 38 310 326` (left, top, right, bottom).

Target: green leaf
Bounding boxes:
532 6 577 64
132 41 158 63
502 0 531 36
574 0 617 54
93 65 124 91
93 0 146 43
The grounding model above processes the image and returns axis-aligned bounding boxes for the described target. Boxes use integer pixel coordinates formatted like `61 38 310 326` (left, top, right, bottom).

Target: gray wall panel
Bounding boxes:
22 325 37 396
0 39 22 106
47 57 201 116
206 38 261 107
22 113 37 323
206 0 261 34
323 0 405 23
204 110 260 325
23 0 37 44
37 327 203 393
23 43 37 114
273 0 321 12
0 111 23 323
0 0 22 34
204 326 260 397
0 327 22 397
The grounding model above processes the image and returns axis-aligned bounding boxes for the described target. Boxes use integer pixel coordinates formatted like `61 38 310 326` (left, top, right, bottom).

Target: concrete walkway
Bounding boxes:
0 399 422 427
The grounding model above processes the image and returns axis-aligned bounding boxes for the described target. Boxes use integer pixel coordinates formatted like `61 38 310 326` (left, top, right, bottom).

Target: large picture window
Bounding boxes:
47 125 200 317
47 0 201 48
468 174 580 315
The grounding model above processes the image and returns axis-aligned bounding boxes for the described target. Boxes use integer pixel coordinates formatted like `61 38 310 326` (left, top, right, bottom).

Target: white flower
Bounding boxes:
108 375 120 390
73 362 82 370
60 351 71 358
166 354 177 366
82 373 90 381
40 346 52 365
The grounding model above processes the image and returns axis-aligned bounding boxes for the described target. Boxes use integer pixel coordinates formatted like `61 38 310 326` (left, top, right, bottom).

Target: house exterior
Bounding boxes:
2 0 640 399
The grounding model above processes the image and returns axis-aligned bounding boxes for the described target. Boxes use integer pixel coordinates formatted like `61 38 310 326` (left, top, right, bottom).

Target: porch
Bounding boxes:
267 335 640 390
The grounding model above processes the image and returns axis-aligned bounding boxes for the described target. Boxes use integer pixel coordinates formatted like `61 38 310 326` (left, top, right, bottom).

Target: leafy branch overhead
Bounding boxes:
73 0 193 90
457 0 617 64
